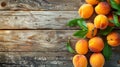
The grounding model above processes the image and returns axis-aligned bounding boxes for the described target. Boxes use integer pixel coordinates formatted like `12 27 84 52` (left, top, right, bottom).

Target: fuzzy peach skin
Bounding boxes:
89 37 104 52
107 32 120 47
73 55 88 67
75 39 88 54
78 4 94 19
85 0 100 5
90 53 105 67
86 22 97 38
94 14 109 29
95 2 111 15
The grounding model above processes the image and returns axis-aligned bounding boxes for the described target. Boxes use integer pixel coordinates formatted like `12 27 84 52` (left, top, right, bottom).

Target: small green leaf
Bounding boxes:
102 42 112 61
113 14 120 27
66 39 76 54
73 30 88 38
114 11 120 15
67 18 82 27
99 26 114 36
109 20 114 24
77 19 88 30
110 0 120 11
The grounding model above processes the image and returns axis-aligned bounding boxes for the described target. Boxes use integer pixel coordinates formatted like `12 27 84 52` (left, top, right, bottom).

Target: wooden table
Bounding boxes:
0 0 119 67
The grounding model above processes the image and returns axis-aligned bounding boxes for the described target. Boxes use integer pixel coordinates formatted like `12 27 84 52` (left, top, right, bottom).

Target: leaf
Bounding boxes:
114 11 120 15
66 39 76 54
110 0 120 11
99 26 114 36
77 19 88 30
67 18 82 27
73 30 88 38
113 14 120 27
102 42 112 61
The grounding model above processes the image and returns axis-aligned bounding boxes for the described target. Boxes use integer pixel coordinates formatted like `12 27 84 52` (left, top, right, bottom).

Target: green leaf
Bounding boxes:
102 42 112 61
114 11 120 15
110 0 120 11
113 14 120 27
77 19 88 30
109 20 114 24
99 26 114 36
66 39 76 54
67 18 82 27
73 30 88 38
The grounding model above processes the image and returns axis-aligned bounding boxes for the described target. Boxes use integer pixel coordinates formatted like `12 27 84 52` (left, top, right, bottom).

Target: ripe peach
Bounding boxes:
73 55 88 67
86 22 97 38
75 39 88 54
90 53 105 67
107 32 120 47
85 0 100 5
95 2 111 15
78 4 94 19
94 14 109 29
89 37 104 52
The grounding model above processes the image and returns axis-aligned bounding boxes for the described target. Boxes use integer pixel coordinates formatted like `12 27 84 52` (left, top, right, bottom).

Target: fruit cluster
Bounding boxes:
66 0 120 67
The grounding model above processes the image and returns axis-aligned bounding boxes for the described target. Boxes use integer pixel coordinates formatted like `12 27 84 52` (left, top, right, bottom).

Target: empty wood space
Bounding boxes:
0 0 119 67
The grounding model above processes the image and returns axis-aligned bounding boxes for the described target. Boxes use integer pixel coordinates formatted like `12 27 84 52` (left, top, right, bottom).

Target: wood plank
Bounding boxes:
0 52 73 67
0 51 119 67
0 0 85 11
0 30 77 51
0 11 79 29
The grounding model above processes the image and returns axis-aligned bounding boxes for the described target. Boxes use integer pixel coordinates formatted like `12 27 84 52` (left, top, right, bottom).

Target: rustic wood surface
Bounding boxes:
0 11 79 30
0 0 84 11
0 30 119 67
0 30 76 51
0 0 119 67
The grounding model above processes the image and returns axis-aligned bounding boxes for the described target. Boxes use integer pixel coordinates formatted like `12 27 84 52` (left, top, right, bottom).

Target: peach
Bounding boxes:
90 53 105 67
89 37 104 52
86 22 97 38
78 4 94 19
75 39 88 55
73 55 88 67
85 0 100 5
107 32 120 47
94 14 109 29
95 2 111 15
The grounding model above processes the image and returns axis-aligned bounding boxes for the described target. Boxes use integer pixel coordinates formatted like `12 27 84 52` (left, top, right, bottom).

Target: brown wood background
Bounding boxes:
0 0 119 67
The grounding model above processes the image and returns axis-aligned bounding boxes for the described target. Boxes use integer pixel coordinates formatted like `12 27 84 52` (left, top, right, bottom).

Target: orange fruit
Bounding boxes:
89 37 104 52
73 55 88 67
107 32 120 47
78 4 94 19
85 0 100 5
86 22 97 38
94 14 109 29
75 39 88 54
95 2 111 15
90 53 105 67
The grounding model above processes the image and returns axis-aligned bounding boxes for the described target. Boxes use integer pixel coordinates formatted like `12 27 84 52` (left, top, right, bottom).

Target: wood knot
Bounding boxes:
1 2 7 7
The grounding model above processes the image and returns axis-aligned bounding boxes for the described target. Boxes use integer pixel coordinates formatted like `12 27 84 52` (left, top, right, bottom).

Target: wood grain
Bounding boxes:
0 30 77 51
0 11 79 30
0 0 85 11
0 50 119 67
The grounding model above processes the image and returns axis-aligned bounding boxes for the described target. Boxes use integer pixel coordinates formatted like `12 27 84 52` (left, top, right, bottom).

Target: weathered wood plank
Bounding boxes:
0 52 73 67
0 11 79 29
0 0 84 11
0 30 77 51
0 51 119 67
